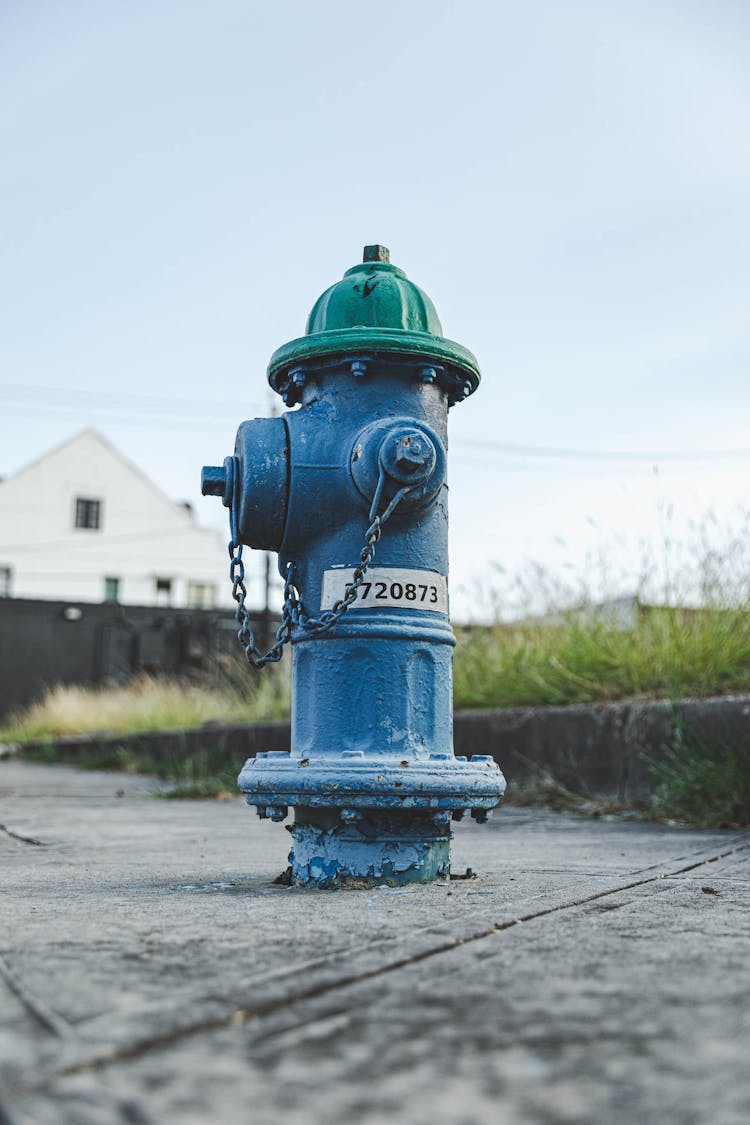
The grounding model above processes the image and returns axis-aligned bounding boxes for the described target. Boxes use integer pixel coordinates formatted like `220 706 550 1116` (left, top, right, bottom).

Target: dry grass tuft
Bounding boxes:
0 663 290 742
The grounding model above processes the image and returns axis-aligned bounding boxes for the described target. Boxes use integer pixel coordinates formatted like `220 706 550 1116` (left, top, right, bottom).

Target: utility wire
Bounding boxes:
0 383 262 417
449 454 747 477
452 437 750 463
0 405 236 432
2 389 747 464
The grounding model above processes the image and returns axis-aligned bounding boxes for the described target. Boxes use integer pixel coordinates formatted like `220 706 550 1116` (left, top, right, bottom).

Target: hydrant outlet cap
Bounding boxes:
267 246 481 404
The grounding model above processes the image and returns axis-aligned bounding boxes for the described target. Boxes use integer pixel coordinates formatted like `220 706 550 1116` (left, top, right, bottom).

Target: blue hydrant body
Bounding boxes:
202 246 505 887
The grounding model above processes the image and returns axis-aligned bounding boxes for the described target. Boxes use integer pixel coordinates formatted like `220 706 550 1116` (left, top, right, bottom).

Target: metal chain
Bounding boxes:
229 543 296 667
228 470 412 668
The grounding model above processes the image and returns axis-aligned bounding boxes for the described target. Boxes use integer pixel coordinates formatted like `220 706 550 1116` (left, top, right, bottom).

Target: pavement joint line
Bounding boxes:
15 836 750 1093
626 835 749 876
0 824 47 846
487 841 749 932
0 954 75 1040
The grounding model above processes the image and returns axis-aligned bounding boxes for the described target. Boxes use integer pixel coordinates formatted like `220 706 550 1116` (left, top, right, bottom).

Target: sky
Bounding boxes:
1 0 749 618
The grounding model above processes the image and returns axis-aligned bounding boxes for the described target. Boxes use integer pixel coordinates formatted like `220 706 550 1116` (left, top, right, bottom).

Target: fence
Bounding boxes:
0 597 270 717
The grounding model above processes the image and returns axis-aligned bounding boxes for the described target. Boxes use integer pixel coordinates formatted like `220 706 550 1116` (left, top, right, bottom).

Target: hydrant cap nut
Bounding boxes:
363 244 390 263
397 436 424 461
379 427 437 486
200 458 235 508
201 465 225 497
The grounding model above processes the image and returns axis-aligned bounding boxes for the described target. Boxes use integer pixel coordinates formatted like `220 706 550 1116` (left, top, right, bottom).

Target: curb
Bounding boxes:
7 695 750 798
453 695 750 799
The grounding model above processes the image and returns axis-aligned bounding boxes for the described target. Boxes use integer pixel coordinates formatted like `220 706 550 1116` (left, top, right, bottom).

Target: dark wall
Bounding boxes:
0 597 271 717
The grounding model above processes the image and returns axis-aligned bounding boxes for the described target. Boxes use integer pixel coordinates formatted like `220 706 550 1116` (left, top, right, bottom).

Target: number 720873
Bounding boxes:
320 568 449 614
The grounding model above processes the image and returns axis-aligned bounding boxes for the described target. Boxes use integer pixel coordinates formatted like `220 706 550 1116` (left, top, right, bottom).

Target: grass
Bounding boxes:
453 605 750 709
455 508 750 709
1 658 291 799
647 726 750 828
0 663 291 743
150 750 241 799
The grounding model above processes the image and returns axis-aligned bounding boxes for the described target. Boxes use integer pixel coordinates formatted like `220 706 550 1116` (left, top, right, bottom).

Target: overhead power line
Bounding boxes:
0 383 263 418
1 386 747 465
453 438 750 463
0 405 235 432
449 452 745 478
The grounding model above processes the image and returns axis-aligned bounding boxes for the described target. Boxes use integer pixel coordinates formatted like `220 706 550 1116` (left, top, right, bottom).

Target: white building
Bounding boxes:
0 429 233 608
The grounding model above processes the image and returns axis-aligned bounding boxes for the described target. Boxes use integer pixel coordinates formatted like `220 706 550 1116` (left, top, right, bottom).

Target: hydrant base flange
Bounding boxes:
286 809 451 888
239 752 506 811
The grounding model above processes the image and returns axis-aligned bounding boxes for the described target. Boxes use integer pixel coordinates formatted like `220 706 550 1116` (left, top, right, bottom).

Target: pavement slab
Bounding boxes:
1 759 748 1125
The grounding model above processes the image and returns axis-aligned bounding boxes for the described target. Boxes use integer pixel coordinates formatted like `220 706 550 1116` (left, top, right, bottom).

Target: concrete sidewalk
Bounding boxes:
1 760 748 1125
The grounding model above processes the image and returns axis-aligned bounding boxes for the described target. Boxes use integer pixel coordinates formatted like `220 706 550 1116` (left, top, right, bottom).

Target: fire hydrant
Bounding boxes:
201 245 506 887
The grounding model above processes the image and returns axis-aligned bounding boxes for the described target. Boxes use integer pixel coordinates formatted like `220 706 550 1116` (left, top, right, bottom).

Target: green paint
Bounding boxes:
268 245 480 394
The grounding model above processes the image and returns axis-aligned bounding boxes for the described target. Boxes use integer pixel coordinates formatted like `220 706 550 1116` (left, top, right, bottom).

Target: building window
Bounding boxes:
75 497 102 530
187 582 215 609
155 577 172 606
104 576 120 603
0 566 11 597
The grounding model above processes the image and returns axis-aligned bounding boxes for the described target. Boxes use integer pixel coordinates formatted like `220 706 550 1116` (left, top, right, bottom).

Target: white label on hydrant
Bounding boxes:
321 568 449 613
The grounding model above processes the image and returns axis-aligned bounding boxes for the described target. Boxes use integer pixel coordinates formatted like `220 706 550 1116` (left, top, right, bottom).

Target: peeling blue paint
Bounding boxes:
287 811 451 888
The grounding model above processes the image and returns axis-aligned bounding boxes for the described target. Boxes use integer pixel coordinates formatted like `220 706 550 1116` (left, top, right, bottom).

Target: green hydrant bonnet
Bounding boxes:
267 245 481 398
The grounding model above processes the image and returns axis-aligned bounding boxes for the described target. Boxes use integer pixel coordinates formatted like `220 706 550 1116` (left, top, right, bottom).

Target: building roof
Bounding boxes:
0 428 196 526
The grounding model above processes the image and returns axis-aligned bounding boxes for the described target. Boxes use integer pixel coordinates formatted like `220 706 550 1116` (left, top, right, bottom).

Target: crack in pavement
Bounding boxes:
0 954 74 1040
13 836 749 1094
626 834 748 875
0 824 47 847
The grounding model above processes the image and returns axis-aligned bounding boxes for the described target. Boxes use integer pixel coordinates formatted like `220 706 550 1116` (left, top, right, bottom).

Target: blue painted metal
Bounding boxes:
202 245 506 887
